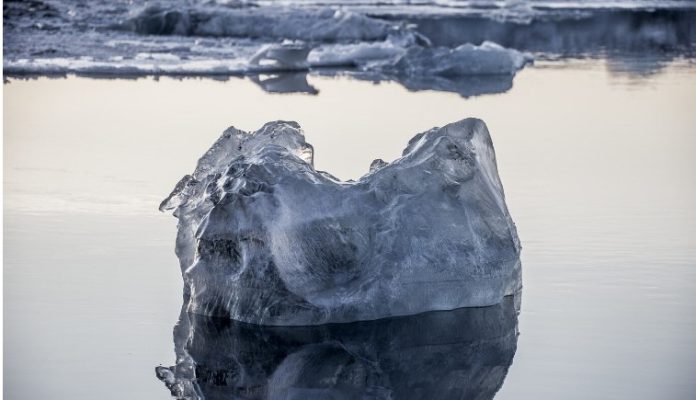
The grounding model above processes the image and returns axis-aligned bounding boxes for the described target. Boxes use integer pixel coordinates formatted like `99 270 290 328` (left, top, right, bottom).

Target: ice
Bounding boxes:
407 10 696 55
249 42 312 71
122 6 395 42
161 118 521 325
5 0 692 91
389 40 532 76
308 37 532 96
156 294 519 399
3 38 531 91
309 33 531 80
308 33 416 69
2 56 251 76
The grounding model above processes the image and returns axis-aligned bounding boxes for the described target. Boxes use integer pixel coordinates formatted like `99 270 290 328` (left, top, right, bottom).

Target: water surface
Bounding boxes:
4 59 696 399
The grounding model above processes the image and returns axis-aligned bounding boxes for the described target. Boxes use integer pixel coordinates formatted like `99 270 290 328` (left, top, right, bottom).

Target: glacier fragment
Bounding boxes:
162 118 521 325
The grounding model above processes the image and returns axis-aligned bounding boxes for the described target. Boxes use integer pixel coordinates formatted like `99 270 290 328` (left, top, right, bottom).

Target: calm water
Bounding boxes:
4 60 696 399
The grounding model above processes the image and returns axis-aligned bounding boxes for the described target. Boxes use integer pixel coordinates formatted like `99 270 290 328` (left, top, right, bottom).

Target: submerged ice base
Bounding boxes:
162 118 521 325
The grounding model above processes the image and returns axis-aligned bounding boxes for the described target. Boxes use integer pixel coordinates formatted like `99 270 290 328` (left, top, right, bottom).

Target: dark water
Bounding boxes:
4 57 696 399
157 296 520 399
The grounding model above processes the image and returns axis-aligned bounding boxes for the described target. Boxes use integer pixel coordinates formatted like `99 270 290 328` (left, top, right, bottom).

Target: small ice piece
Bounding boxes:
390 41 533 76
248 42 312 71
162 118 521 325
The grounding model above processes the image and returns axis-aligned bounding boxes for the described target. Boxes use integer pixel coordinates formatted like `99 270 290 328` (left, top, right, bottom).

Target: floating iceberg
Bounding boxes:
156 294 519 399
310 37 532 76
389 41 532 76
161 118 521 325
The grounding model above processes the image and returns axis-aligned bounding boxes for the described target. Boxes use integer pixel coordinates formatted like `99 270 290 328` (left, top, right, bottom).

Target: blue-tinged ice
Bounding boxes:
5 0 692 86
161 118 521 325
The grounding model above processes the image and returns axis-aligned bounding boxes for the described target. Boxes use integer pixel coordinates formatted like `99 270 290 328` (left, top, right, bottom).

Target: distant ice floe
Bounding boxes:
389 40 532 75
5 33 533 98
4 0 696 94
6 3 534 78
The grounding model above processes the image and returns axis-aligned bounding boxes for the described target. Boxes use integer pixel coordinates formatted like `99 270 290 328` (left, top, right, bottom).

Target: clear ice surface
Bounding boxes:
162 118 521 325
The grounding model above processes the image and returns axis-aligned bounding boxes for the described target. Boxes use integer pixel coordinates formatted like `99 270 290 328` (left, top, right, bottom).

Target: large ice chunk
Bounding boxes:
161 118 521 325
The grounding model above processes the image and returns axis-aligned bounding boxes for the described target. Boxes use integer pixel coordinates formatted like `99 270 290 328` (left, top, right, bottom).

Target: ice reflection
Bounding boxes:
328 70 516 98
249 72 319 95
156 294 520 400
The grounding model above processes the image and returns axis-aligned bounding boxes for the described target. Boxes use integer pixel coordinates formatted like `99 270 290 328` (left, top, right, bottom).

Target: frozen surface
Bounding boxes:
121 6 394 41
4 0 695 95
156 295 519 400
161 118 521 325
3 1 533 77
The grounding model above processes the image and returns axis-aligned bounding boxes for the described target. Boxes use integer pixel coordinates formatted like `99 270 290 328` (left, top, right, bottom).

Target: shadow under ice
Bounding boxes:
156 295 520 400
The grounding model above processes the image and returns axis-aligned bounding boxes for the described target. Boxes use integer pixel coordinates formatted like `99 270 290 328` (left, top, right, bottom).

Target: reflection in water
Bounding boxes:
249 72 319 95
5 69 515 98
331 70 516 98
156 295 520 400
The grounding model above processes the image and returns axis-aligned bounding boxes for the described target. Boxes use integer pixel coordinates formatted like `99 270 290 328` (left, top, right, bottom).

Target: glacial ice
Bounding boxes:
310 37 532 76
123 6 395 42
389 41 532 76
156 294 520 399
249 42 312 71
4 0 695 80
161 118 521 325
3 38 532 89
